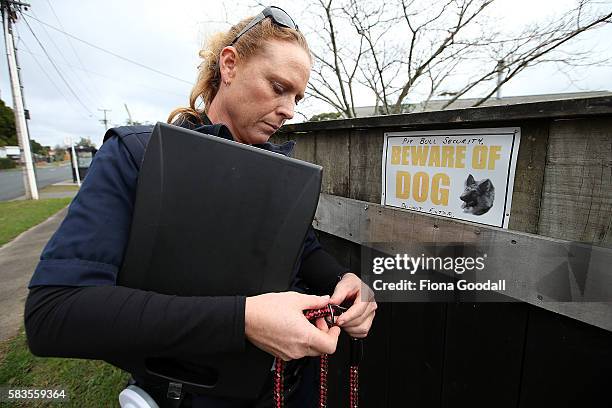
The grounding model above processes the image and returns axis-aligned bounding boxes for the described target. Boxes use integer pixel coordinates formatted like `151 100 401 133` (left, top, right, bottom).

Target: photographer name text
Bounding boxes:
372 279 506 291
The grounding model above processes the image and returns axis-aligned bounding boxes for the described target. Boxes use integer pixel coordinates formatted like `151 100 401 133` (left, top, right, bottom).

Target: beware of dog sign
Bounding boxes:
381 127 521 228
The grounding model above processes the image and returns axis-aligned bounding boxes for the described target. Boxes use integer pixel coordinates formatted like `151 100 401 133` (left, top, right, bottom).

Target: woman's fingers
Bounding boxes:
314 317 329 332
244 289 374 360
337 299 377 339
246 292 344 360
330 273 360 305
306 324 341 356
343 310 376 338
340 301 377 328
296 292 331 310
336 298 370 326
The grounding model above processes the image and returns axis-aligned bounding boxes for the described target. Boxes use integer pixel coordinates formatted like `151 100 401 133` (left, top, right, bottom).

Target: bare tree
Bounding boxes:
305 0 612 117
441 0 612 108
306 0 368 118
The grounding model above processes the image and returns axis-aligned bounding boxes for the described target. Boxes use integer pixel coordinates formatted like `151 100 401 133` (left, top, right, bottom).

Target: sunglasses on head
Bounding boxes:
230 6 299 45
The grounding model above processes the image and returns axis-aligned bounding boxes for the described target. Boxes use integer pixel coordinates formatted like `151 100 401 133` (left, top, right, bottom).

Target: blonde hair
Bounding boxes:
167 15 310 125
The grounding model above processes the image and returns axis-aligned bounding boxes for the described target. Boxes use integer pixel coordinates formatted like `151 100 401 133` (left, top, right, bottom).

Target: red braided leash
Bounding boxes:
347 337 362 408
274 305 361 408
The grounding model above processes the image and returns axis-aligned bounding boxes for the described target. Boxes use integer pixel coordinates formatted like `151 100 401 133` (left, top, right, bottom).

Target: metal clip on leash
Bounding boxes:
274 305 363 408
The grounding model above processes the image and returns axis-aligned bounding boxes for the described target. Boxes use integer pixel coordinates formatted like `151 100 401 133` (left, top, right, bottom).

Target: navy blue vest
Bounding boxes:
102 123 296 170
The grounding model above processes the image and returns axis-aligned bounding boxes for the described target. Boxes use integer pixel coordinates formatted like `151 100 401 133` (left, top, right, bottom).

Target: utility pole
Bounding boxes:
65 136 81 187
2 0 38 200
98 108 111 130
124 103 133 125
496 59 505 100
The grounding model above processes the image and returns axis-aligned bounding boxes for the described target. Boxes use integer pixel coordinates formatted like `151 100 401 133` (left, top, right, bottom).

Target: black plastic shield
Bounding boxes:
117 122 322 399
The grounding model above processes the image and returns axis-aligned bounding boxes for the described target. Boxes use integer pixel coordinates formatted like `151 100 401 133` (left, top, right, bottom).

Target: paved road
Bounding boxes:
0 208 67 341
0 164 72 201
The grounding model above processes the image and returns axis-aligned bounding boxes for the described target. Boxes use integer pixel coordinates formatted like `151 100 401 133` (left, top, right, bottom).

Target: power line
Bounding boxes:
18 46 186 97
17 35 86 118
20 14 94 116
44 0 106 104
22 12 192 85
30 6 99 108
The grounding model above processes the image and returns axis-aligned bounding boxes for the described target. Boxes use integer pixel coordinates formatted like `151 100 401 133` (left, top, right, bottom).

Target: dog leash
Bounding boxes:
274 305 363 408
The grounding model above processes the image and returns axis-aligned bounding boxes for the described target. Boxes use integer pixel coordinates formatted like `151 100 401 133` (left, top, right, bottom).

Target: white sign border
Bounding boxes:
381 127 521 229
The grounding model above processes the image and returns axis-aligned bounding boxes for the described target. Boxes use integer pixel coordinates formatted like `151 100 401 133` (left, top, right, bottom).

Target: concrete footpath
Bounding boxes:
0 183 77 342
11 180 80 201
0 208 69 342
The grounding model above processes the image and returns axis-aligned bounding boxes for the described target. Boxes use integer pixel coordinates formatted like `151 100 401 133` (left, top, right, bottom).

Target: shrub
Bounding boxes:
0 158 16 169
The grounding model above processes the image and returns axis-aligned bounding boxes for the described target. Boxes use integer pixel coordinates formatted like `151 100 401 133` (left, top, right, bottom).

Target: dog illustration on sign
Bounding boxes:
460 174 495 215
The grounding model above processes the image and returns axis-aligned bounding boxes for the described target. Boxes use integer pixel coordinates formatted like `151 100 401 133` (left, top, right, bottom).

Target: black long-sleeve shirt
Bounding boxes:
25 248 345 363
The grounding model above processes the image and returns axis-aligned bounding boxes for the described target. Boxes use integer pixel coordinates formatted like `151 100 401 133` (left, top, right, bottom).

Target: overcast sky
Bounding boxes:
1 0 611 148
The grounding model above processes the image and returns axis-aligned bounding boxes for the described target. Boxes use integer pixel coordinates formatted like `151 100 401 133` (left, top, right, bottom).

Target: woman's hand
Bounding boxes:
330 273 377 338
245 292 340 361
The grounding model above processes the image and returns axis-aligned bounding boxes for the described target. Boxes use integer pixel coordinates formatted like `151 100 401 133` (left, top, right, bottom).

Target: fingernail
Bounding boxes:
323 295 330 300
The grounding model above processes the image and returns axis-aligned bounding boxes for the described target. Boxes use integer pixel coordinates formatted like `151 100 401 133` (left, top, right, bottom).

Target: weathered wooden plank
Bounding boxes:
538 118 612 246
507 120 550 234
315 129 350 196
441 303 528 408
518 305 612 407
294 132 316 163
348 128 383 203
387 302 446 407
280 96 612 133
270 131 315 162
313 193 612 331
357 302 392 408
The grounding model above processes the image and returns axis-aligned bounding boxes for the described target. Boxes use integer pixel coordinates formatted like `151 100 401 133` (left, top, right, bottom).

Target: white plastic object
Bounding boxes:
118 385 160 408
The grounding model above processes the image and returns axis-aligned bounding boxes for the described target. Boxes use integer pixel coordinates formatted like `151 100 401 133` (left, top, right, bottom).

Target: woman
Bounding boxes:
25 6 376 407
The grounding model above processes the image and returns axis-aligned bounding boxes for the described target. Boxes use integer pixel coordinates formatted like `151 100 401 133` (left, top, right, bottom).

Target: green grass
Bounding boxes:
0 198 72 246
0 192 128 406
0 329 129 407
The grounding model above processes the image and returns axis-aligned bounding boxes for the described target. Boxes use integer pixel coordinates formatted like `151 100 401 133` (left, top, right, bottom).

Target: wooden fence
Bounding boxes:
272 96 612 407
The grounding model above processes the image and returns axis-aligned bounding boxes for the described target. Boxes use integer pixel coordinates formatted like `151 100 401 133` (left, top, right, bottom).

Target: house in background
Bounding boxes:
0 146 20 160
352 90 612 117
